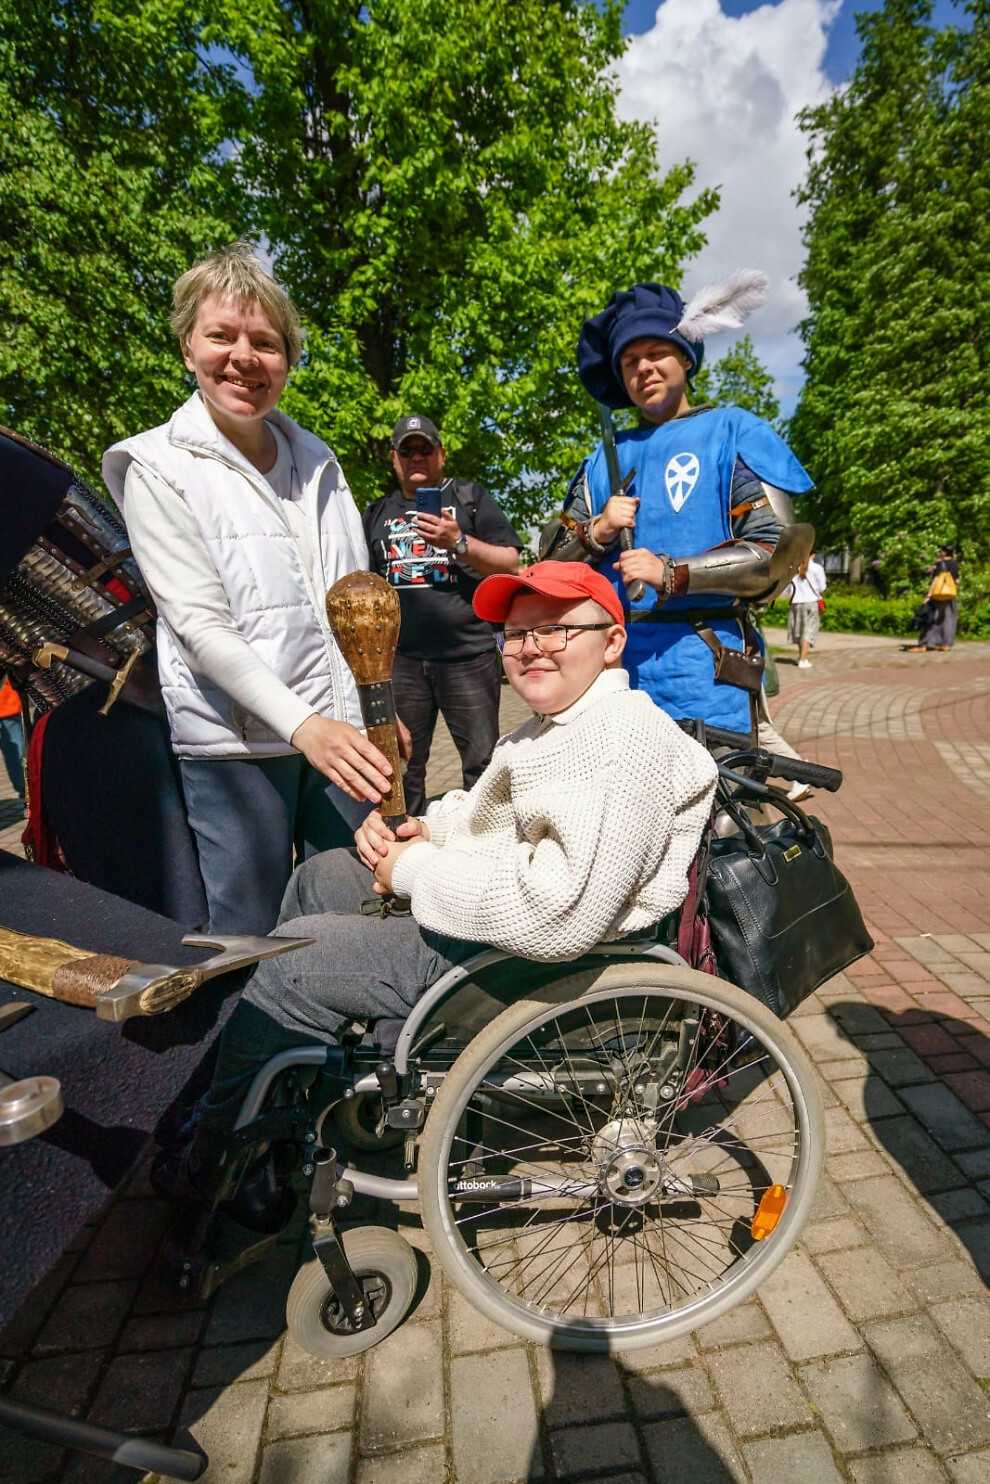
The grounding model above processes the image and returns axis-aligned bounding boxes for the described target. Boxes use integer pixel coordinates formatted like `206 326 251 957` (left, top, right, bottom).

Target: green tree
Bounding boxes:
790 0 990 578
214 0 717 524
0 1 243 481
692 335 780 425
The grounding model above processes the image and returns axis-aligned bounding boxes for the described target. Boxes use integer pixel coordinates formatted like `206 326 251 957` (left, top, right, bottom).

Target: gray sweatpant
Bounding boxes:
242 848 478 1046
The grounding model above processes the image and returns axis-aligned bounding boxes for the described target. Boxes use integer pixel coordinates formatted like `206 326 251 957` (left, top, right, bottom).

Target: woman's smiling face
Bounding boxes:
182 293 289 437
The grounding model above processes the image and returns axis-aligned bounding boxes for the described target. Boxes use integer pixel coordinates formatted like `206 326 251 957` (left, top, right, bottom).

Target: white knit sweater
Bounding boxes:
390 669 718 961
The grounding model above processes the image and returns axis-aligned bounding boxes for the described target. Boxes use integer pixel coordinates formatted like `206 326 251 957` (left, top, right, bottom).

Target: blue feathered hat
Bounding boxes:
576 272 770 410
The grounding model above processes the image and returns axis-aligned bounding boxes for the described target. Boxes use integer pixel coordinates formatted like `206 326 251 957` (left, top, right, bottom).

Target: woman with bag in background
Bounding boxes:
908 545 960 653
784 552 827 669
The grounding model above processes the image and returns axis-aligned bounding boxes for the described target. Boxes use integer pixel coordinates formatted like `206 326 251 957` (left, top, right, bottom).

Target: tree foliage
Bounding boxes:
1 1 716 525
789 0 990 578
0 1 243 481
691 335 780 426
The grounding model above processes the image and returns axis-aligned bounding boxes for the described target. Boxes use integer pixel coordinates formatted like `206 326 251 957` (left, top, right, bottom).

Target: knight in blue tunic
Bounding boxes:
541 277 815 734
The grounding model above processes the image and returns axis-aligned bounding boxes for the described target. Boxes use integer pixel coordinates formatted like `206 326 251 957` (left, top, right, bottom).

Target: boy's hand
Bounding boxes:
355 812 429 872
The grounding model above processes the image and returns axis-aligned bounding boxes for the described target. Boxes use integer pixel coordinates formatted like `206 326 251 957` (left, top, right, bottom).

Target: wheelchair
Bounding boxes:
164 729 837 1360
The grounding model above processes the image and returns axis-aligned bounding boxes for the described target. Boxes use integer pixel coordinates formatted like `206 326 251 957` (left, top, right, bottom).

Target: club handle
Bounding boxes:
619 528 646 602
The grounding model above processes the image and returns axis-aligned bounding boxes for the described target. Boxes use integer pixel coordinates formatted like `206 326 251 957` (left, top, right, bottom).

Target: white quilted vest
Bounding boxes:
104 395 365 757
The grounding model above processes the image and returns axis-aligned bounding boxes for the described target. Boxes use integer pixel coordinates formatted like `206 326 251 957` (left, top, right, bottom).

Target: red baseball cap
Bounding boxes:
473 561 625 626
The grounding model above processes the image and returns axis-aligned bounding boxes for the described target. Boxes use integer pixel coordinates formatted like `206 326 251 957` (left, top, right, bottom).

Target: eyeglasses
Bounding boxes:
496 622 613 657
396 442 435 459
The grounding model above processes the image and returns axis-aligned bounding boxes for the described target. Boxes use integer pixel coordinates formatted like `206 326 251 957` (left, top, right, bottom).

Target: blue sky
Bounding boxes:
614 1 966 414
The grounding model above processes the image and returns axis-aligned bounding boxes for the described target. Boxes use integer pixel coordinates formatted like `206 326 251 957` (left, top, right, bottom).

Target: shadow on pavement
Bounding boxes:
829 999 990 1284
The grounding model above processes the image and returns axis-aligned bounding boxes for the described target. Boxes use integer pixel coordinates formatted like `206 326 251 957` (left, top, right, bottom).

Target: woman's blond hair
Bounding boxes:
170 241 304 366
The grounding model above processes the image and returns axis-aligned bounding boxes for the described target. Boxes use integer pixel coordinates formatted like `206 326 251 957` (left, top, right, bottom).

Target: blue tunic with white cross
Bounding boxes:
571 406 812 732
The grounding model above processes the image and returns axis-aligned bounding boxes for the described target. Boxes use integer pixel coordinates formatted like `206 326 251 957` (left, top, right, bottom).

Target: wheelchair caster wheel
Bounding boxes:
286 1228 417 1358
322 1092 405 1152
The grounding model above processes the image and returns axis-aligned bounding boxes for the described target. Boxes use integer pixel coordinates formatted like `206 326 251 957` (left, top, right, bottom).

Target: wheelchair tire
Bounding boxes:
285 1227 417 1358
419 961 823 1352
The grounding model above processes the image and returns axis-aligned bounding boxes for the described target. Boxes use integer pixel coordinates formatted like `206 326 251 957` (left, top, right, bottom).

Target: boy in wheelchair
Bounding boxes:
153 560 718 1224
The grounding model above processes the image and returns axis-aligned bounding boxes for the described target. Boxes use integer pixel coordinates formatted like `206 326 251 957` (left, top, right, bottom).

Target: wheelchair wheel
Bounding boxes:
419 962 823 1352
285 1227 417 1358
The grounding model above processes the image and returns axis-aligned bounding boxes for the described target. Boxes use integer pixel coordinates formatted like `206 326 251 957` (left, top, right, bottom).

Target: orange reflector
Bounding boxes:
751 1184 787 1240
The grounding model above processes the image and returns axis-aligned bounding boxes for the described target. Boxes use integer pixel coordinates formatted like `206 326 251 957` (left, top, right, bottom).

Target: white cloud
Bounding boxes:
616 0 840 415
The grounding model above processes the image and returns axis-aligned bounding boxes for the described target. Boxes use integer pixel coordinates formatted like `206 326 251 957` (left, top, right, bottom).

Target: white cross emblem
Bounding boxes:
664 452 700 512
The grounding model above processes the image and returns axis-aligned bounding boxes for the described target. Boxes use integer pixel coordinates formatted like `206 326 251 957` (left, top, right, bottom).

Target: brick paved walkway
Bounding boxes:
2 634 989 1483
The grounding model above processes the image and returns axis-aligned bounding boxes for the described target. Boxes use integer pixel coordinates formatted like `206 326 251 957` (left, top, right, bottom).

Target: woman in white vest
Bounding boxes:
103 243 393 934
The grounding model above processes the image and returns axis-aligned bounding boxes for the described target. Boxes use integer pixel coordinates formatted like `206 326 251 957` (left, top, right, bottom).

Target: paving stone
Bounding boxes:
757 1250 860 1360
706 1340 809 1434
799 1353 917 1452
118 1308 207 1352
88 1346 195 1432
928 1187 990 1222
266 1383 356 1438
693 1298 771 1348
844 1177 951 1267
34 1279 137 1354
450 1346 543 1483
949 1218 990 1282
867 1115 970 1194
831 1075 905 1121
74 1199 172 1282
625 1364 715 1421
904 1259 986 1305
792 1014 860 1061
0 1428 63 1484
800 1217 872 1255
869 1046 937 1086
828 1148 895 1181
274 1335 358 1391
809 1171 855 1223
953 1147 990 1180
928 1295 990 1375
830 1002 895 1037
361 1317 444 1452
9 1348 105 1415
642 1411 746 1484
551 1421 641 1478
447 1282 522 1354
611 1331 697 1370
355 1442 447 1484
863 1314 990 1453
203 1247 297 1345
898 1085 990 1152
815 1246 915 1322
179 1378 268 1484
191 1339 280 1388
849 1446 952 1482
742 1430 844 1484
825 1105 872 1154
946 1449 990 1483
535 1349 625 1426
258 1431 352 1483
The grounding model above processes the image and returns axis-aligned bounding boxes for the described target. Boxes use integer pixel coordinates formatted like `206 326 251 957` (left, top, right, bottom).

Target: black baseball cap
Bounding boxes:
391 414 441 450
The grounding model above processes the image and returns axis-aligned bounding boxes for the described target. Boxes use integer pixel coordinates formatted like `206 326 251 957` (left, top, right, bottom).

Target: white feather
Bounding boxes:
675 269 770 343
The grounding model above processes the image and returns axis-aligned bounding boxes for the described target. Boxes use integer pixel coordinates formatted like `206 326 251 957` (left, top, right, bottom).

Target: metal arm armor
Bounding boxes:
667 522 815 604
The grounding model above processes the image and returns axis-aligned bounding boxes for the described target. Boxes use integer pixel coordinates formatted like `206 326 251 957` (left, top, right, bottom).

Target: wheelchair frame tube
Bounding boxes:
0 1397 207 1480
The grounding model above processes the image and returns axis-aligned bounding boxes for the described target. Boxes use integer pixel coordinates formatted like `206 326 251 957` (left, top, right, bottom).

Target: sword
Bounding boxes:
597 405 645 602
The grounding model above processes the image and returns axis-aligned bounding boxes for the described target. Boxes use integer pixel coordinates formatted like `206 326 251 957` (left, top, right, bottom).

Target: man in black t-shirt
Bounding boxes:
363 415 523 813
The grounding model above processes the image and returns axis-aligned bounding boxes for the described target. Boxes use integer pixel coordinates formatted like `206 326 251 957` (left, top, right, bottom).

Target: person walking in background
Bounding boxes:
908 545 960 653
0 677 25 810
363 415 522 815
785 552 827 668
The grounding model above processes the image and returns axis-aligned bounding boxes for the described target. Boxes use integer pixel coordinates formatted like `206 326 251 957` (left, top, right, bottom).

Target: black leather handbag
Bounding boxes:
704 796 873 1019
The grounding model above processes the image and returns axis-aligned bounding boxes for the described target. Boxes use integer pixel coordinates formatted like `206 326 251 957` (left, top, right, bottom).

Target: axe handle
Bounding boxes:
597 405 645 602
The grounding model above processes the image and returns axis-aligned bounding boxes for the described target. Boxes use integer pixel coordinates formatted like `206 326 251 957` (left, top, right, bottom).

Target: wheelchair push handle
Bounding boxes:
680 720 843 794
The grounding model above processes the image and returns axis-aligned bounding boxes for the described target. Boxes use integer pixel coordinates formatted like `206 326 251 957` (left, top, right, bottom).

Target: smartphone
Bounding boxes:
414 486 443 518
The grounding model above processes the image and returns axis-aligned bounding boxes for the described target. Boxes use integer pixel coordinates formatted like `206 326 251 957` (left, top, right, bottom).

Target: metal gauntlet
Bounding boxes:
665 523 815 604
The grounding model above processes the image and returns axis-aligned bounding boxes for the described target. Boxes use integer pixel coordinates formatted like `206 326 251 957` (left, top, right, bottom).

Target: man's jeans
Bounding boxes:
0 715 24 801
392 648 502 814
